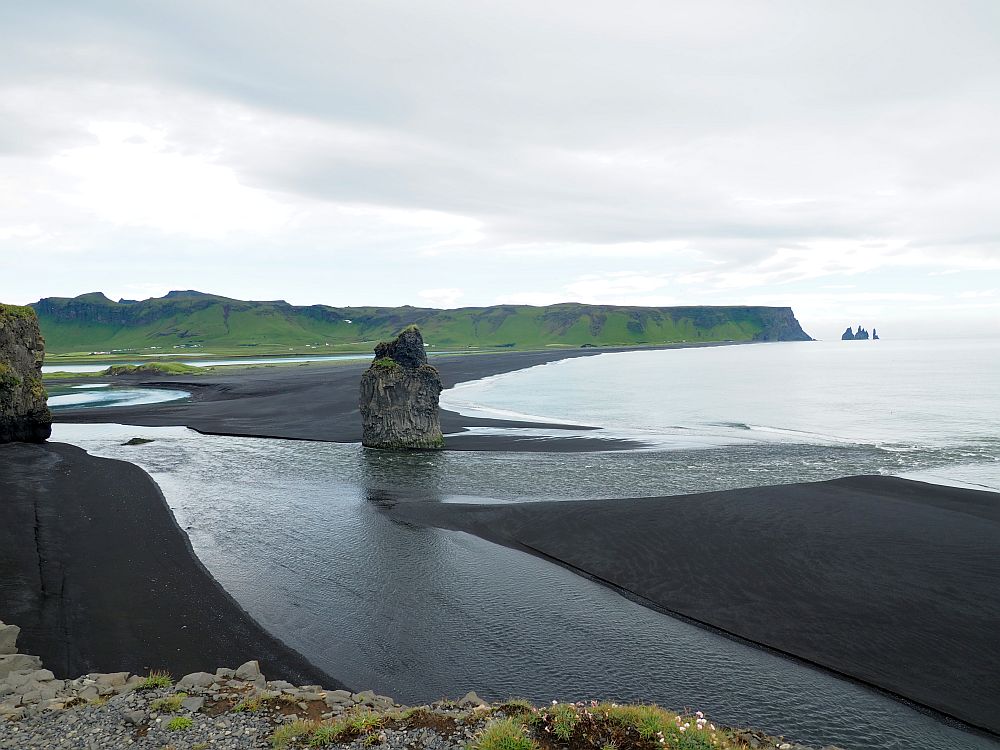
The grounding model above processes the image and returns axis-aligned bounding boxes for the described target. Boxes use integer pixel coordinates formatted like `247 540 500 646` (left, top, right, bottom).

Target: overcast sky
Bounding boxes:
2 1 998 339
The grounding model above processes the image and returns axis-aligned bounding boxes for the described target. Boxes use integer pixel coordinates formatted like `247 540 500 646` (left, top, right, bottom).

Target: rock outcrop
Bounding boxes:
841 325 873 341
359 326 444 450
0 304 51 443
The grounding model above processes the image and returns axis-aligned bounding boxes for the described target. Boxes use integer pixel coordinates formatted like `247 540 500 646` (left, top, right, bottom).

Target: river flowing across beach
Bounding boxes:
51 339 999 750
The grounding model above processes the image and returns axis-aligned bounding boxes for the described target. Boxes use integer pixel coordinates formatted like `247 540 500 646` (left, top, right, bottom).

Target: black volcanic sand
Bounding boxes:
0 441 341 688
51 347 698 451
381 475 1000 736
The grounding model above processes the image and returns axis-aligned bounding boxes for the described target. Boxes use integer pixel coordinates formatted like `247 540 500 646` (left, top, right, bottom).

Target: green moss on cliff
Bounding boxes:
372 357 399 369
0 362 23 391
0 303 38 322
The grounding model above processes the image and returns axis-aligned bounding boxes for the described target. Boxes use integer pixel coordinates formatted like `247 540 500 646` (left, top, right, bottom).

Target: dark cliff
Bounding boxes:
0 304 51 443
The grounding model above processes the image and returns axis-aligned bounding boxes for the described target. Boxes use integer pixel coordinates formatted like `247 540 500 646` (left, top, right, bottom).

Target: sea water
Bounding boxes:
52 339 1000 750
442 339 1000 492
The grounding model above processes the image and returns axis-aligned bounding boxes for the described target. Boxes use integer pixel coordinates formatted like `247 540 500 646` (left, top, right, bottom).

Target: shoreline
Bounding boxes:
49 342 756 452
379 475 1000 738
0 441 339 690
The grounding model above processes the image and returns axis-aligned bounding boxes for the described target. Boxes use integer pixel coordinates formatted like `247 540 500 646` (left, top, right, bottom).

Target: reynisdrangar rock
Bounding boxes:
0 304 51 443
359 326 444 450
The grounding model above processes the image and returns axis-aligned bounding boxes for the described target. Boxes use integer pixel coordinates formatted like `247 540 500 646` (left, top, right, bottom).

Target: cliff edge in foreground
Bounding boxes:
359 326 444 450
0 304 51 443
0 619 832 750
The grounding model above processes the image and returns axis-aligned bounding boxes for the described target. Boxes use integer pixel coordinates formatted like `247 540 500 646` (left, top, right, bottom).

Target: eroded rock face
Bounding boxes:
0 304 51 443
360 326 444 450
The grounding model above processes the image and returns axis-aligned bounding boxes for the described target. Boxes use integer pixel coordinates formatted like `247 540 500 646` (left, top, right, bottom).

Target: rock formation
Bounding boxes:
872 328 879 340
359 326 444 450
0 304 51 443
842 325 874 341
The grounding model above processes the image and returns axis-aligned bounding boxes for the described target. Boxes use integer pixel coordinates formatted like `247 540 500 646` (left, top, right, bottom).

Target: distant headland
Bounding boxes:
29 291 814 355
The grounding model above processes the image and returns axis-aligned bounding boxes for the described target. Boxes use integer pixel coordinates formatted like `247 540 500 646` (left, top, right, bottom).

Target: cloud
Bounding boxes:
418 288 464 308
0 0 998 337
52 121 293 237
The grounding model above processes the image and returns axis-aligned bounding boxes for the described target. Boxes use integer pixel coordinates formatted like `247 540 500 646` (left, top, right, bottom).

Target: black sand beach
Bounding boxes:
381 475 1000 736
0 441 340 688
52 348 674 450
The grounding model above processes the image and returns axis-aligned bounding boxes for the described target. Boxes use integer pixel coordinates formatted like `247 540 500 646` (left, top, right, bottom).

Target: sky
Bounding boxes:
1 1 999 340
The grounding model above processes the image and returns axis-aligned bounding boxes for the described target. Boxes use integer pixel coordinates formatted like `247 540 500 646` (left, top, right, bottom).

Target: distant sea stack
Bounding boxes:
359 326 444 450
841 325 875 341
0 304 52 443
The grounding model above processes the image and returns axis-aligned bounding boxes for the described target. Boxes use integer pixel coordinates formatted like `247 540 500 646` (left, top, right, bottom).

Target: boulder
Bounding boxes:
359 326 444 450
0 304 51 443
176 671 217 690
0 622 19 655
0 653 42 680
234 660 261 681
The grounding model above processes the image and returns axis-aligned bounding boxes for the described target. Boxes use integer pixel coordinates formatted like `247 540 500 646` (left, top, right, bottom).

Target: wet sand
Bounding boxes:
380 475 1000 736
0 441 341 688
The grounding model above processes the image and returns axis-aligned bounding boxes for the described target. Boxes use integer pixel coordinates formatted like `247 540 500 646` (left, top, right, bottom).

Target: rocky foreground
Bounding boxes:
0 621 841 750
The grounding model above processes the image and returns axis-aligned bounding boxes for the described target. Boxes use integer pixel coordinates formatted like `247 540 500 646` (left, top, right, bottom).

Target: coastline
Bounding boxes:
18 341 998 746
379 475 1000 737
49 343 750 451
0 441 339 690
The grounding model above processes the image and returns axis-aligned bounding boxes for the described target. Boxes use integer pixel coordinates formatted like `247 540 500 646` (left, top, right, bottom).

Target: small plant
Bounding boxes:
150 693 188 713
399 707 427 721
234 694 265 712
372 357 399 369
272 720 314 749
193 744 210 750
137 670 173 690
165 716 193 731
348 711 385 732
470 717 538 750
546 703 581 740
362 731 381 747
308 722 347 746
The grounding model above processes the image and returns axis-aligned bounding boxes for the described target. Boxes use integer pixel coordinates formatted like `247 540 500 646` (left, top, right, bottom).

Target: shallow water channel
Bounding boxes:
53 423 999 750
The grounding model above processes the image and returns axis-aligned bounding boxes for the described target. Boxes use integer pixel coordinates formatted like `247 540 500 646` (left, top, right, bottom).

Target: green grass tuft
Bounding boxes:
470 717 538 750
272 720 315 749
137 671 172 690
150 693 187 713
165 716 193 731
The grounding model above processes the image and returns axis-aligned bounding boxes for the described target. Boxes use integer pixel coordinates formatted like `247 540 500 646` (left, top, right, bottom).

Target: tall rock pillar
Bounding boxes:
359 326 444 450
0 304 52 443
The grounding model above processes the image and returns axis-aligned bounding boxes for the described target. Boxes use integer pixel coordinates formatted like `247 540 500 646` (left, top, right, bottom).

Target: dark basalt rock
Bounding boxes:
842 325 875 341
0 304 51 443
373 325 428 369
360 326 444 450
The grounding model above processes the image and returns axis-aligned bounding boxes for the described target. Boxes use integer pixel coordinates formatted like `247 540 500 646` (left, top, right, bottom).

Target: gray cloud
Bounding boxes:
0 1 999 336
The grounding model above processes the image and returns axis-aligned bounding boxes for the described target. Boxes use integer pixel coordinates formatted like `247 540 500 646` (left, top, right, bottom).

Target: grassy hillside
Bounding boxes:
31 291 812 357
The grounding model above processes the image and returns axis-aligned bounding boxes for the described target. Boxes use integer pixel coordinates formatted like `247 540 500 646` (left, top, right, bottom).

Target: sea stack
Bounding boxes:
0 304 51 443
359 326 444 450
